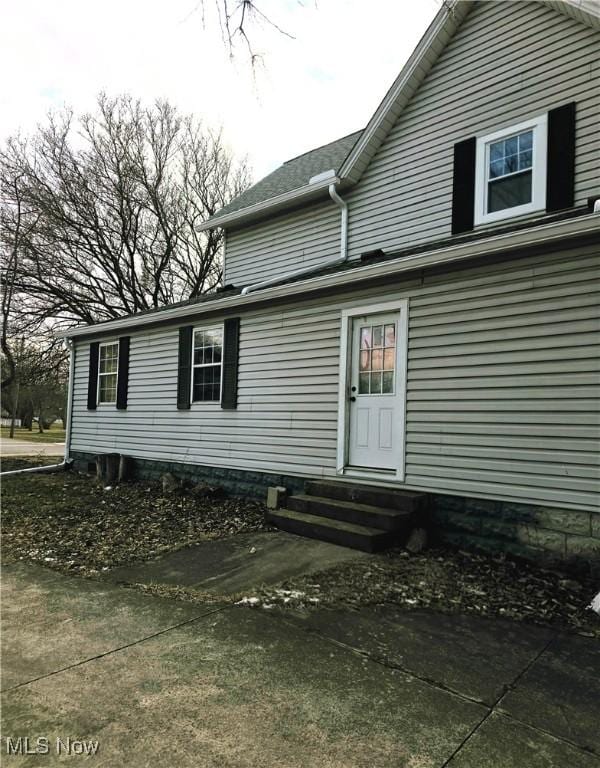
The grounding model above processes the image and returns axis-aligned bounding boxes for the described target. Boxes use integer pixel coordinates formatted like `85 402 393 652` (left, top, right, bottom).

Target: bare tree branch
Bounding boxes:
0 94 251 335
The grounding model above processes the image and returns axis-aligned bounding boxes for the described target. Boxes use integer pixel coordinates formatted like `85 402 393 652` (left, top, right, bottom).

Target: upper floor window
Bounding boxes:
474 114 547 226
98 341 119 404
192 326 223 402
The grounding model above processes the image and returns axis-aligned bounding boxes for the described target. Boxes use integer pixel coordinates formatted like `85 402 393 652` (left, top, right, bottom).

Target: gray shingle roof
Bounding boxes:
216 130 362 219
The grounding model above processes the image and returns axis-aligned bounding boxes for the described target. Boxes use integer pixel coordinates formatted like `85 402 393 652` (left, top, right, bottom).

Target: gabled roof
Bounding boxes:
201 0 600 231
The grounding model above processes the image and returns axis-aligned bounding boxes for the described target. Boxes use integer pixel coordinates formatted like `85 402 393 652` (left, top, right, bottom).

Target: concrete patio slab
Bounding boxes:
448 712 598 768
1 563 216 691
499 633 600 754
3 563 597 767
104 530 368 595
2 568 485 768
286 606 556 706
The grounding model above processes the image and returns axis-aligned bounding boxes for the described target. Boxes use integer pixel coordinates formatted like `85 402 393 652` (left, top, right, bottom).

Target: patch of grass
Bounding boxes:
1 425 66 443
1 455 61 472
1 470 272 577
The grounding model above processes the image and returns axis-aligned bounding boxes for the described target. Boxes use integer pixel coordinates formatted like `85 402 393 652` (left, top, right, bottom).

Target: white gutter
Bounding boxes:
240 180 349 296
57 213 599 339
0 339 75 478
197 175 342 231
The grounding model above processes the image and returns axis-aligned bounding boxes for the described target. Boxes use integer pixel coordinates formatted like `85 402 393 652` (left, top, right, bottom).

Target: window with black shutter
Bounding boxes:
452 103 576 232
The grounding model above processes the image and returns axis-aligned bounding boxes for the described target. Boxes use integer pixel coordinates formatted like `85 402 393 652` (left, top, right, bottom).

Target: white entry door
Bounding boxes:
347 312 403 470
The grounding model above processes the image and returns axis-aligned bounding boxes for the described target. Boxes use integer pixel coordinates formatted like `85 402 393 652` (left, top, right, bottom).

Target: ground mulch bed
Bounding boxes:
253 548 600 638
1 469 271 577
3 468 598 636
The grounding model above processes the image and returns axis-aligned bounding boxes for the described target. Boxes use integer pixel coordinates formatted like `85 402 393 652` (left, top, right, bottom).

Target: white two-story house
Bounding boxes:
62 0 600 567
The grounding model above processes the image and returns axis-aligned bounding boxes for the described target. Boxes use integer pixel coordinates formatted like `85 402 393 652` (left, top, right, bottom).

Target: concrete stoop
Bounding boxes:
266 480 429 553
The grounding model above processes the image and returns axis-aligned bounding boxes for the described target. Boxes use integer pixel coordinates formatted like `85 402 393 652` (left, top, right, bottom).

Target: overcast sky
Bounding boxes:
1 1 440 181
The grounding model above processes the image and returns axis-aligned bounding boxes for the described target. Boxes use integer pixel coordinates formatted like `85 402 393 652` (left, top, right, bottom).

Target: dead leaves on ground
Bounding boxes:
2 471 271 576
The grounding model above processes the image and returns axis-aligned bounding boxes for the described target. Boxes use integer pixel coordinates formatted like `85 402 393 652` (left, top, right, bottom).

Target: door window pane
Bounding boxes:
370 372 382 394
356 320 396 395
360 327 372 349
384 324 395 347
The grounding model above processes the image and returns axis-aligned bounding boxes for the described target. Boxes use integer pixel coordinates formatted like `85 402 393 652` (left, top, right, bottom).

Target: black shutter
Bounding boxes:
116 336 130 410
177 326 193 410
221 318 240 410
546 102 576 212
87 341 100 410
451 136 477 235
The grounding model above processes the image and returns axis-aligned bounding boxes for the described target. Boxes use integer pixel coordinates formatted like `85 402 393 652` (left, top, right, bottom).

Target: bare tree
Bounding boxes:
0 94 251 330
186 1 296 67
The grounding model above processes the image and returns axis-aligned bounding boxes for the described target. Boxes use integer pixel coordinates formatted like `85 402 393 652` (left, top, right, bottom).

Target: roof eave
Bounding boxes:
199 0 599 230
198 175 342 231
338 0 472 185
60 213 599 340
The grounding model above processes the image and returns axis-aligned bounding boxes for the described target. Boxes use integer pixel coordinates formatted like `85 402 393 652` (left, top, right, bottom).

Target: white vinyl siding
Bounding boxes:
345 0 599 258
223 2 599 283
70 244 600 512
225 201 339 287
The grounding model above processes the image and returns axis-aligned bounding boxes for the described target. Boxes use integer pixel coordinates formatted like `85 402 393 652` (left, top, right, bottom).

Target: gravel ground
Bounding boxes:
1 469 272 577
252 547 600 638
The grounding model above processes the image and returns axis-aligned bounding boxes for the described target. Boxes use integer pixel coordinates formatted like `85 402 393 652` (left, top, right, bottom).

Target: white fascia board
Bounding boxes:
60 213 599 340
338 0 471 184
197 176 341 231
546 0 600 29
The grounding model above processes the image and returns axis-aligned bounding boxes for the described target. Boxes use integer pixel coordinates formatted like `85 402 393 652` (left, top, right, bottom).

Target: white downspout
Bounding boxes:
0 338 75 477
63 337 75 462
241 178 349 295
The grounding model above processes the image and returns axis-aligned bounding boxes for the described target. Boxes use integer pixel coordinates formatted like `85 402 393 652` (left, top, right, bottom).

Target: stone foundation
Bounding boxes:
431 494 600 575
70 451 599 574
70 451 305 500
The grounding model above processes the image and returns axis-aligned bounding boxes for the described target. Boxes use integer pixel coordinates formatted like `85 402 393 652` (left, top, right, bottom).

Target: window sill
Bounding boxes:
475 202 545 228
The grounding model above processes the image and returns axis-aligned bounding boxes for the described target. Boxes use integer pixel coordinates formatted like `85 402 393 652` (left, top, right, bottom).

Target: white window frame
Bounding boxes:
191 324 224 404
97 340 119 405
474 114 547 226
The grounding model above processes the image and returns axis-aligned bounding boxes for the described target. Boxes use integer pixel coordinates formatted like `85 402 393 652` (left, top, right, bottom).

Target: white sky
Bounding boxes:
1 0 440 181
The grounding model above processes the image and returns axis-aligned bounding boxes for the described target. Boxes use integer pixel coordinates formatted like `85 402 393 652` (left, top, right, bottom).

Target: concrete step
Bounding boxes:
305 480 427 514
287 494 411 532
265 509 392 553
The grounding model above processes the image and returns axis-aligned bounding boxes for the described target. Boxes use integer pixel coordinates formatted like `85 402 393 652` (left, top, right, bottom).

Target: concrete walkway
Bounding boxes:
2 563 598 767
104 530 368 594
0 439 65 457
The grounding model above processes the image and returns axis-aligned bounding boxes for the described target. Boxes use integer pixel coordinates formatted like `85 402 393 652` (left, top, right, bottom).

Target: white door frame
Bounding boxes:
336 298 409 482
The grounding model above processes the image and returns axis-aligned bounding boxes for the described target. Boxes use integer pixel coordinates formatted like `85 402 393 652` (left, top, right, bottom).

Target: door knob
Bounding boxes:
350 396 356 402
